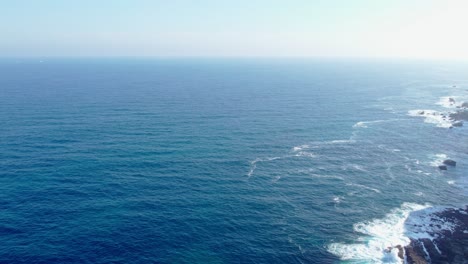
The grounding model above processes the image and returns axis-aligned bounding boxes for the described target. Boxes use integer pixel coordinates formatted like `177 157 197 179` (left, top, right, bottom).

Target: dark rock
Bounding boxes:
461 102 468 108
402 206 468 264
449 97 456 104
395 245 404 260
443 159 457 166
438 165 448 170
418 110 425 115
452 121 463 127
405 241 429 264
449 110 468 121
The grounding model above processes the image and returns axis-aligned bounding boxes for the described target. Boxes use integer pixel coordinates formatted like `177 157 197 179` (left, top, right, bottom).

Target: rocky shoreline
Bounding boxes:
390 206 468 264
401 96 468 263
412 98 468 128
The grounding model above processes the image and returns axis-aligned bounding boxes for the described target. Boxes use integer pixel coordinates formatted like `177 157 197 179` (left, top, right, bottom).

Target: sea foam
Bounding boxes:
408 110 453 128
436 96 459 108
247 156 282 177
428 153 448 167
328 203 429 264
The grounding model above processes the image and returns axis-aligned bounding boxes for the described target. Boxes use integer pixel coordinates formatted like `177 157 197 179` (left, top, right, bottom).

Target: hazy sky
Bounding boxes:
2 0 468 59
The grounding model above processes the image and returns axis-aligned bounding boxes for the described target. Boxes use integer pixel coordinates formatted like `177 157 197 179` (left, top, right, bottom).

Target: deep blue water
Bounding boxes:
0 58 467 263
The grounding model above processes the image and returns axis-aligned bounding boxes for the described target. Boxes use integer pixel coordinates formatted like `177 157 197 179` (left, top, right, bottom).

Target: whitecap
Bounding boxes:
292 145 309 152
294 151 316 158
330 139 356 144
294 139 355 149
247 156 282 177
353 119 404 129
309 174 344 181
346 183 381 193
353 121 368 128
333 196 343 204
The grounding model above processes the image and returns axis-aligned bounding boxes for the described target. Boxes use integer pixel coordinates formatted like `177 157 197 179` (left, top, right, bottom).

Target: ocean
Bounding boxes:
0 58 467 263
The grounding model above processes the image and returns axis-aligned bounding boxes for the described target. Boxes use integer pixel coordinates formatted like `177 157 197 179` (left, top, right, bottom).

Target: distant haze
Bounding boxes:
2 0 468 59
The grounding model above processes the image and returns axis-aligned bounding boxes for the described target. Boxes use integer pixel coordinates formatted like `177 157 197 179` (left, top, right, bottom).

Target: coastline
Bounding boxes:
393 97 468 263
399 206 468 264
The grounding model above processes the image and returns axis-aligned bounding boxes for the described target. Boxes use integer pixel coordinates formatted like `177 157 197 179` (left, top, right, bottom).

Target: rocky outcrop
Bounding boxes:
438 165 448 170
450 110 468 121
443 159 457 166
452 121 464 127
405 240 431 264
401 206 468 264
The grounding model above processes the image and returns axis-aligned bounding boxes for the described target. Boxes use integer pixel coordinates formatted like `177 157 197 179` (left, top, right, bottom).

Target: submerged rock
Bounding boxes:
443 159 457 166
449 97 456 104
438 165 447 170
462 102 468 108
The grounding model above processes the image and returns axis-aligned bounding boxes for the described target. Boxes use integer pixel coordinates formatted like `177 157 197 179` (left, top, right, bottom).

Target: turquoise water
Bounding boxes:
0 59 467 263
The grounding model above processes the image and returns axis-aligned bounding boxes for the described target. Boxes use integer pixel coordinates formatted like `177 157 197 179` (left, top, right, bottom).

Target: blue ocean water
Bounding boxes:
0 58 467 263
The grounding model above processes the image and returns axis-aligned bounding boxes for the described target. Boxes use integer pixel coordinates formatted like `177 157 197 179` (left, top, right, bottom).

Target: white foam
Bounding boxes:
408 109 452 128
330 139 356 144
428 153 448 167
384 107 397 113
309 174 344 181
447 180 455 185
346 183 381 193
328 203 429 264
292 140 355 151
353 121 368 128
247 157 282 177
292 145 309 152
333 196 343 204
436 96 458 108
353 119 403 129
294 151 316 158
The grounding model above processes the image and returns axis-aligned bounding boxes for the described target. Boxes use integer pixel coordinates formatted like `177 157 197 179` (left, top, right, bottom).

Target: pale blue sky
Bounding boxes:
1 0 467 58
